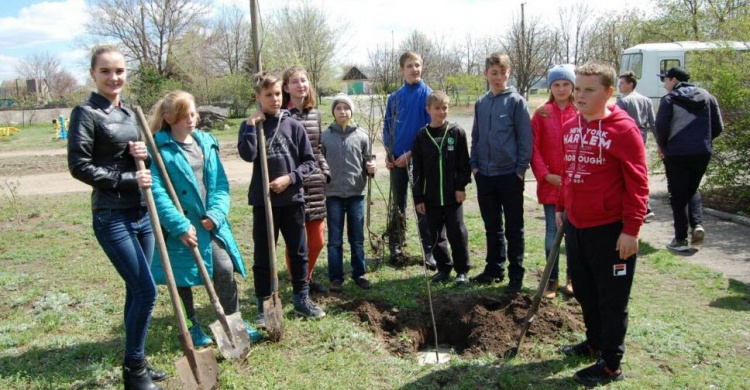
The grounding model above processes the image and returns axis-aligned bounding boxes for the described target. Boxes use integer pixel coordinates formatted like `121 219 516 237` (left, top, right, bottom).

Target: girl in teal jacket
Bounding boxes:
148 91 247 347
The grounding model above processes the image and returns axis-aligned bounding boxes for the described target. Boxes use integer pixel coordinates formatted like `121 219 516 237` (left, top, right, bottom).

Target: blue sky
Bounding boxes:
0 0 88 80
0 0 652 83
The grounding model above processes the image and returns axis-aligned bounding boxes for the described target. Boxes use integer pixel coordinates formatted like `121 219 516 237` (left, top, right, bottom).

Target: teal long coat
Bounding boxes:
149 129 246 287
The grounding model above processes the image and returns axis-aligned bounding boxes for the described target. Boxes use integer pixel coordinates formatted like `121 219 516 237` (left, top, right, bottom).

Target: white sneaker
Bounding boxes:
691 225 705 244
644 211 655 222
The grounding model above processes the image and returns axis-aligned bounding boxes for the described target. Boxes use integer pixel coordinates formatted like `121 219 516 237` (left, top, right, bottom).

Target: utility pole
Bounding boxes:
250 0 262 73
139 0 149 67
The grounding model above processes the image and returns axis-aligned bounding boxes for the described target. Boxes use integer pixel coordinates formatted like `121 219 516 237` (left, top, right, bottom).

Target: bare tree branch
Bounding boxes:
501 14 555 97
85 0 210 75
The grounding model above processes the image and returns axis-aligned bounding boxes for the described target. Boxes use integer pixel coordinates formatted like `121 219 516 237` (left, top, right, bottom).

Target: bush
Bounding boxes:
129 66 184 112
689 49 750 207
445 74 485 107
215 74 254 119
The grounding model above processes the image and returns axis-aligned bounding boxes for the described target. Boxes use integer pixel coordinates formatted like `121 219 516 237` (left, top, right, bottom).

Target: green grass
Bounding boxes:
0 123 67 152
0 181 748 389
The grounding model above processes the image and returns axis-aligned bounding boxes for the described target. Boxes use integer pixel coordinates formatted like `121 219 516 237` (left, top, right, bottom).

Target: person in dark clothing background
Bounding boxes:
655 66 723 252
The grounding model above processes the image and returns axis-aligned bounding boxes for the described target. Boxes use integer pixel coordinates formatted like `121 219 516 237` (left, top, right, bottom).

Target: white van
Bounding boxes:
619 41 749 103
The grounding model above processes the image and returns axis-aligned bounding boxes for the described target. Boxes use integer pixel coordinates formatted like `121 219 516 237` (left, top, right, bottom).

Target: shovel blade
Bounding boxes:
175 348 220 390
262 293 284 342
209 312 252 361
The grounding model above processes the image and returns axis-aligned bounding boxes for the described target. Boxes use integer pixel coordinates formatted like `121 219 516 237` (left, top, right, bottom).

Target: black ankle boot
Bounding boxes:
123 358 164 390
145 361 167 382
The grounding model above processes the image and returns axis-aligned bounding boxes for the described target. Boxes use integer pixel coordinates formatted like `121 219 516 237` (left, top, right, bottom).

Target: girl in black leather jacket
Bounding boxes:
67 45 164 390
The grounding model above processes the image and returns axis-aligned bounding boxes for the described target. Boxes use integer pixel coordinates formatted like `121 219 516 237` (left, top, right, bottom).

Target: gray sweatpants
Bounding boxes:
178 238 239 322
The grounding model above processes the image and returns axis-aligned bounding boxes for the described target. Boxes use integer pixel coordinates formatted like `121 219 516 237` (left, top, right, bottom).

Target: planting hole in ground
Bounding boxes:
343 294 584 358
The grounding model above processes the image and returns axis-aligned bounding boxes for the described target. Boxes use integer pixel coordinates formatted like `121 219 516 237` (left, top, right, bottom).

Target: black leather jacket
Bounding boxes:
68 92 146 210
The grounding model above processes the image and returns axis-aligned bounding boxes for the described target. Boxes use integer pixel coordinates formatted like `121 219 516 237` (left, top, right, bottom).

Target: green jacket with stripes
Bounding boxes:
411 122 471 207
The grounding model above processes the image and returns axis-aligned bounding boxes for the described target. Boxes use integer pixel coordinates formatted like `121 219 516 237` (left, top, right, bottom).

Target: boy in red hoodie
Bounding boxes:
555 62 648 387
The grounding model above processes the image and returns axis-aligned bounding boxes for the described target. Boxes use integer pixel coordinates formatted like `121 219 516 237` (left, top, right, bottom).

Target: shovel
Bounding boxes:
135 107 251 361
505 212 567 359
256 118 285 342
135 158 219 389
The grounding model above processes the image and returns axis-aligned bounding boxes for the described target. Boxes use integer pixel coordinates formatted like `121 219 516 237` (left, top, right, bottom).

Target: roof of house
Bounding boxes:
342 66 369 81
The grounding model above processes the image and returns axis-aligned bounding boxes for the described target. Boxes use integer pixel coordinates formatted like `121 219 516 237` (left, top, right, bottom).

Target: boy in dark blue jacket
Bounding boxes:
655 66 723 251
469 53 532 294
412 91 471 284
382 51 441 268
237 73 325 323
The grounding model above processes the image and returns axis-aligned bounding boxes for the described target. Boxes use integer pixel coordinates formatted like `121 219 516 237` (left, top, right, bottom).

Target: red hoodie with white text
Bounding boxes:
555 105 649 237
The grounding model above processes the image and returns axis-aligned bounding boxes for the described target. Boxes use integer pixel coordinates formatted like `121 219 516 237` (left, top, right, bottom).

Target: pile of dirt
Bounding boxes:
343 294 583 358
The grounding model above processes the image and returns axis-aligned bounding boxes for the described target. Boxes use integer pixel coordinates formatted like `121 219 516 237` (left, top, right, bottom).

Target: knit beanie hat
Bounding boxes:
547 64 576 88
331 93 355 115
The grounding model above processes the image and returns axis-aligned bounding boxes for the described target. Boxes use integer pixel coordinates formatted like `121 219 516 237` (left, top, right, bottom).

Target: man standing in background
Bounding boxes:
617 71 656 221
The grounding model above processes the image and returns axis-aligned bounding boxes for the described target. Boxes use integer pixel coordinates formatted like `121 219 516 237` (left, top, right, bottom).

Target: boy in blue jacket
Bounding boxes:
382 51 441 269
469 53 532 294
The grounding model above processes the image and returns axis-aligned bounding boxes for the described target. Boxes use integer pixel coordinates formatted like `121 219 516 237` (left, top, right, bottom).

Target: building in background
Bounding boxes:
341 66 374 95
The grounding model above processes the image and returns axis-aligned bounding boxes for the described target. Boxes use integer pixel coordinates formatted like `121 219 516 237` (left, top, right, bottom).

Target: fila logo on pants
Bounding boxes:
613 264 627 277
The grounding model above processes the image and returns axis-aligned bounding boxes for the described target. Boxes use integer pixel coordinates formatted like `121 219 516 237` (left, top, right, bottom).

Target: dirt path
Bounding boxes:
524 174 750 285
0 148 67 158
1 116 747 285
638 174 750 284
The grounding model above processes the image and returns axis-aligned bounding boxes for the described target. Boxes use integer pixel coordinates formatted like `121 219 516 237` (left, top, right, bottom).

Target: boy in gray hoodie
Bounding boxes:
469 53 532 294
321 94 376 292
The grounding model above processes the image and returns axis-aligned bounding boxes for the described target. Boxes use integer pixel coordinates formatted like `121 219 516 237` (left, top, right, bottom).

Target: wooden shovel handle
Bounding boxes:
514 211 567 352
135 159 199 373
256 119 279 293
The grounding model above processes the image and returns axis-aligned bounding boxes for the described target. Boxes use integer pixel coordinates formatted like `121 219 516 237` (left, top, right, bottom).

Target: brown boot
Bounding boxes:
564 277 574 295
543 280 558 299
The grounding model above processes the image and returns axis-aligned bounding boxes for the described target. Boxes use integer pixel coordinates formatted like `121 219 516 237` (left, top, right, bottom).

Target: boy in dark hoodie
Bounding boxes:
412 91 471 285
237 73 325 324
469 53 532 294
555 62 649 387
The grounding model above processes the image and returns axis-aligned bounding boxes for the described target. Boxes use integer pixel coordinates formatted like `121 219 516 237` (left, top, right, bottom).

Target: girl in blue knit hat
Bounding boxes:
530 64 577 298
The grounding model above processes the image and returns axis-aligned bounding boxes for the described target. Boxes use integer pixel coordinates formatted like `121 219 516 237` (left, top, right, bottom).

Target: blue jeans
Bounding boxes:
543 204 566 281
93 207 157 361
689 191 703 228
326 196 366 281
